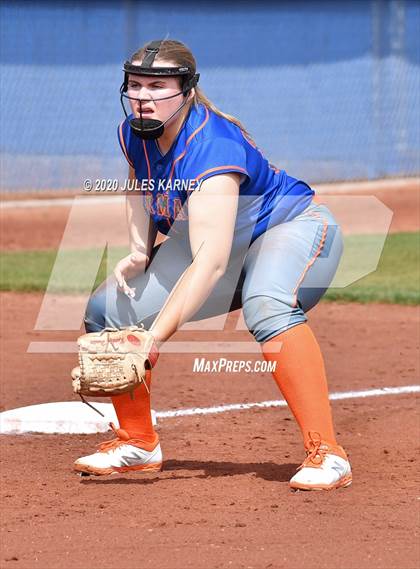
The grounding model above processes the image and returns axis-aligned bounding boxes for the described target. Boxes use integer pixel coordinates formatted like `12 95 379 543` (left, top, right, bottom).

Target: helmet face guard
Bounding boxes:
120 40 200 140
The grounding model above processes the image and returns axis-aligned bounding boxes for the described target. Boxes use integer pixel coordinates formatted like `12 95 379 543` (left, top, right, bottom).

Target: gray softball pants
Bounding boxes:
84 202 343 343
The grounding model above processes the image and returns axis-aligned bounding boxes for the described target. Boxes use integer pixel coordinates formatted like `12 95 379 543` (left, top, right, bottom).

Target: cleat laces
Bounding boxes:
97 422 152 453
298 431 331 470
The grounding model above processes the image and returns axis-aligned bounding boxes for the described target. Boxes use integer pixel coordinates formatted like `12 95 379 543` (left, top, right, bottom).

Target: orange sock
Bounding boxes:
262 323 337 448
111 370 158 450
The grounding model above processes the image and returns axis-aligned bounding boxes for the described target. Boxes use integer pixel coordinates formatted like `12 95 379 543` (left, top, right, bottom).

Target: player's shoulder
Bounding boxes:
118 116 145 158
186 103 245 148
118 116 131 140
118 116 139 145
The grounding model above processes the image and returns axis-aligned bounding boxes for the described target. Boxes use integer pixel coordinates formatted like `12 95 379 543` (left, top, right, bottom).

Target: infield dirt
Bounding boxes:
0 180 419 569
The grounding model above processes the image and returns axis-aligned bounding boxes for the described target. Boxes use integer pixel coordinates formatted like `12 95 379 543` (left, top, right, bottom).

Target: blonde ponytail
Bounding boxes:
193 86 250 137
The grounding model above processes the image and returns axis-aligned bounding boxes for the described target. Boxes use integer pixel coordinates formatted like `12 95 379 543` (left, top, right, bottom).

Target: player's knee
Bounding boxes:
84 293 106 332
84 288 154 332
242 294 307 344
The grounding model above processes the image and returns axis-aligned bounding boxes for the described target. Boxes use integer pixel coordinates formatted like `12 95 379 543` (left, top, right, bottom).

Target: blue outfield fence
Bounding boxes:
0 0 419 191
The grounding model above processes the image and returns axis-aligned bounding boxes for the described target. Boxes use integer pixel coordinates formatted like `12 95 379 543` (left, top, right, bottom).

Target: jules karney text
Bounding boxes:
123 178 204 192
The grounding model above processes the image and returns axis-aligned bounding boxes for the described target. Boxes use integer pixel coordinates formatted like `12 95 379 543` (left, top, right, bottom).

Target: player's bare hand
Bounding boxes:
114 252 147 298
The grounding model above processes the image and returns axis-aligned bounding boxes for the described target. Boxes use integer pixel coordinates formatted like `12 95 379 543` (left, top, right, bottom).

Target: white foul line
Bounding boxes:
155 385 420 420
0 385 418 435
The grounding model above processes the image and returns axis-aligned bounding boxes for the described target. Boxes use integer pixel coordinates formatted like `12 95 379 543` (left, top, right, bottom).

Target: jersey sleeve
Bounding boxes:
184 137 249 185
117 119 135 168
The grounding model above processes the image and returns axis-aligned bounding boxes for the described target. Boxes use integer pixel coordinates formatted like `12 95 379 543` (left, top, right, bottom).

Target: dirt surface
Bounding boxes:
1 295 419 412
1 294 419 569
1 179 419 569
1 396 418 569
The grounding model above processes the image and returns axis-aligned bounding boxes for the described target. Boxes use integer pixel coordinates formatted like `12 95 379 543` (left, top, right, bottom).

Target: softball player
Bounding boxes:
75 39 352 491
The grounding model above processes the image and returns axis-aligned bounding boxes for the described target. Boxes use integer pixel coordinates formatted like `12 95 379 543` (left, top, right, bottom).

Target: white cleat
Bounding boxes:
290 431 352 491
74 426 162 476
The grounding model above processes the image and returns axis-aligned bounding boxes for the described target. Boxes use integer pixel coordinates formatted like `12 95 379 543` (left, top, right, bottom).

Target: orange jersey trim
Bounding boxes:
169 106 210 181
311 195 324 205
195 165 248 183
142 139 151 181
241 130 257 149
118 122 134 168
242 129 280 174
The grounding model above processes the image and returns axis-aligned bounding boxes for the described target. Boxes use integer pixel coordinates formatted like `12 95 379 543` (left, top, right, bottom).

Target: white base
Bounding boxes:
0 402 157 435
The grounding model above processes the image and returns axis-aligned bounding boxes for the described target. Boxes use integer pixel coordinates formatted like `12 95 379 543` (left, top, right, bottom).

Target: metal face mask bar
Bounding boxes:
120 40 200 140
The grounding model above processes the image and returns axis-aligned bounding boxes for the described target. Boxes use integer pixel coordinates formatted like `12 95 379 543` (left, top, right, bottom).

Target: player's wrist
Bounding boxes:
149 329 163 350
147 336 160 368
129 244 149 257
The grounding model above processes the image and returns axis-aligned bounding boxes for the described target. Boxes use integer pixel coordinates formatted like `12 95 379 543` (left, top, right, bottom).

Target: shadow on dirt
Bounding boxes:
80 459 299 485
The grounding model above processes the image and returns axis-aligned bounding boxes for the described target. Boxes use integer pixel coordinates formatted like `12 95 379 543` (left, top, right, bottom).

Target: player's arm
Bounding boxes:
126 166 157 257
114 166 158 297
150 173 240 344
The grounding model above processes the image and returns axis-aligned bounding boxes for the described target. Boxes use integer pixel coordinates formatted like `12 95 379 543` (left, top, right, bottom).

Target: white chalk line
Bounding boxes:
0 385 418 435
156 385 420 419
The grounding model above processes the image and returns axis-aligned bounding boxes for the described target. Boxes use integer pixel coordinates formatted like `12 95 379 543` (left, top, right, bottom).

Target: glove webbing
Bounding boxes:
79 363 150 419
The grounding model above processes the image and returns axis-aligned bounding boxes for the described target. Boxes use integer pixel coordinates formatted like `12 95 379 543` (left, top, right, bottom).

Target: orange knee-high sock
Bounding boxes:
111 370 158 450
262 323 337 448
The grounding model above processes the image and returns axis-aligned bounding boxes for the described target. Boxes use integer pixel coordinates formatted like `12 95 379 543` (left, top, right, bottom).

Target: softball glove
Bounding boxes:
71 326 159 398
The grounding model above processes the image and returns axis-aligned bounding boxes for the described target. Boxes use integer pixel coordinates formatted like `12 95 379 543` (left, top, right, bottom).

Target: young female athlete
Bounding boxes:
74 39 352 491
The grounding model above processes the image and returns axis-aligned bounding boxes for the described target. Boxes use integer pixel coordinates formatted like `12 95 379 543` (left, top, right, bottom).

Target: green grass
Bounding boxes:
0 246 127 294
324 232 419 304
0 233 419 304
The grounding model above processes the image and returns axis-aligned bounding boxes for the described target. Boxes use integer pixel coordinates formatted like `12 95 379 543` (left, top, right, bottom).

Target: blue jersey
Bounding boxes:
118 103 313 248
